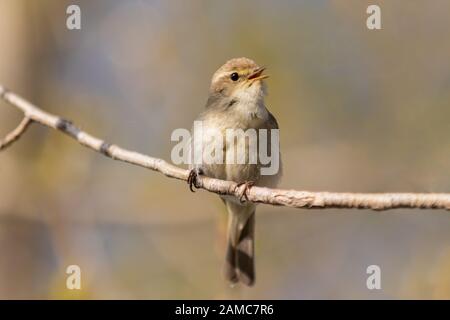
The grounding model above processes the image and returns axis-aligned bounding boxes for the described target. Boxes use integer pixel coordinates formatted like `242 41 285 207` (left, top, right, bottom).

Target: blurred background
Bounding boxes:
0 0 450 299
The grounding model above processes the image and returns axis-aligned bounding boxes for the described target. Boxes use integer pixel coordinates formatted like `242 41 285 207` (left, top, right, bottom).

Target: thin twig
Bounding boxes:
0 116 32 150
1 84 449 211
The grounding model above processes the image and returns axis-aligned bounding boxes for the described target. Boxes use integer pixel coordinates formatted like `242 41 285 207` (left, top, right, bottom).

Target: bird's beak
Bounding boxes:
247 67 269 82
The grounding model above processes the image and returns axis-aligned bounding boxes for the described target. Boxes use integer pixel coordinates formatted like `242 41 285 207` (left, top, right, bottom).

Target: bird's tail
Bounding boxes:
224 201 256 286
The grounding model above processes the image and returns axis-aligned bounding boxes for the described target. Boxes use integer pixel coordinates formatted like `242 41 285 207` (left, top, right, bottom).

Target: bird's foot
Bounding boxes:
236 181 255 203
187 168 203 192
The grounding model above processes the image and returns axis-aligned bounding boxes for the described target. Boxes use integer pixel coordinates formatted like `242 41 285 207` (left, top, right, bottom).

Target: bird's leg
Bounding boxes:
187 167 203 192
236 181 255 203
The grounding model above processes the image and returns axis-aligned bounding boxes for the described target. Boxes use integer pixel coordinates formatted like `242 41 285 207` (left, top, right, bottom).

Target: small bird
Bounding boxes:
188 57 282 286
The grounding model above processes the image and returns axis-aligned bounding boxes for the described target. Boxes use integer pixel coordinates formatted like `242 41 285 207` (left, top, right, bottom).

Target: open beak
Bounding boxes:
247 67 269 82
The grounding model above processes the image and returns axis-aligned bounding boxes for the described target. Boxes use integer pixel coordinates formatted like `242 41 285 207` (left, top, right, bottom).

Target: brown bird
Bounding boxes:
188 57 282 286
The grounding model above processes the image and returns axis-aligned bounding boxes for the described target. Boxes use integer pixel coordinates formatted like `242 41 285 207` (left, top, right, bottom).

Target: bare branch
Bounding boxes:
1 84 449 211
0 116 32 150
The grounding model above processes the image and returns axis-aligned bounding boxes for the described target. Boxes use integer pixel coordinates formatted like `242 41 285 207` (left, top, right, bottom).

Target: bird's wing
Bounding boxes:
262 110 279 130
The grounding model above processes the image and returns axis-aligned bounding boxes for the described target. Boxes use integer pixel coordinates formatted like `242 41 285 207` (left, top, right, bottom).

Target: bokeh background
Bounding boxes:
0 0 450 299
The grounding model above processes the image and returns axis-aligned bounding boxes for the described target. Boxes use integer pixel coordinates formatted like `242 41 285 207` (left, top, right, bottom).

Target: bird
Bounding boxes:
187 57 282 286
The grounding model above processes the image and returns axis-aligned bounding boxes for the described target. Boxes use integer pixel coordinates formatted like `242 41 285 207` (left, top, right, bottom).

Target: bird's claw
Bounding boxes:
187 169 202 192
236 181 255 203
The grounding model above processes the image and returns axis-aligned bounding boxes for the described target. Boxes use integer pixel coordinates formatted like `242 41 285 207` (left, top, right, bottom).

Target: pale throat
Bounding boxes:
231 85 268 122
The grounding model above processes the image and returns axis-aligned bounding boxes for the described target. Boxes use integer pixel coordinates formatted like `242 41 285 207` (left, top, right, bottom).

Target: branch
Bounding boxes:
1 84 449 211
0 116 32 150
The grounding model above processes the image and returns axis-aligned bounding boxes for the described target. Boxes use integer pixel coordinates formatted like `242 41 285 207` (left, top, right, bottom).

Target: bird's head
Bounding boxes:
209 57 268 105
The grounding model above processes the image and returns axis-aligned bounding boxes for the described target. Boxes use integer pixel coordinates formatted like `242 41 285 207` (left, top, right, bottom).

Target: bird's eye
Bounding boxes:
230 72 239 81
